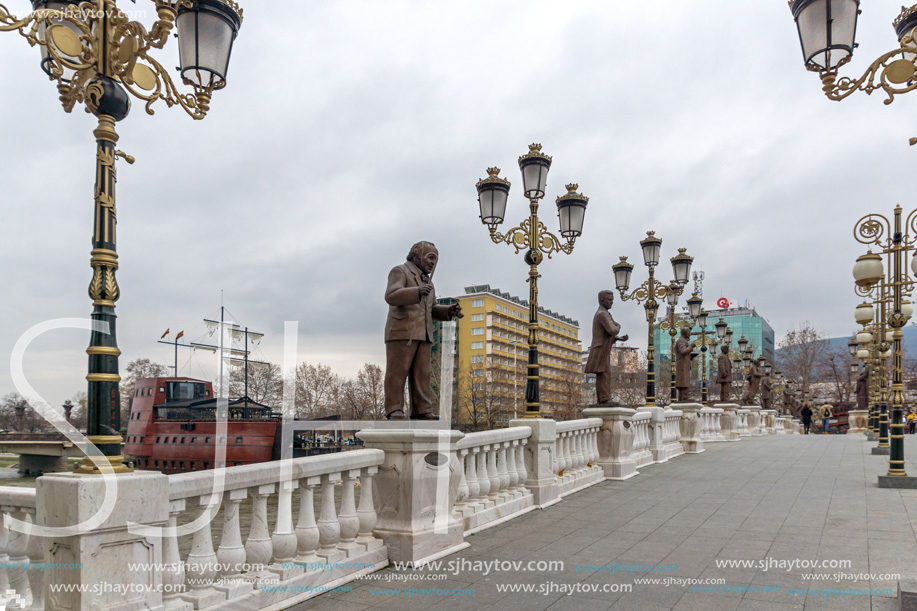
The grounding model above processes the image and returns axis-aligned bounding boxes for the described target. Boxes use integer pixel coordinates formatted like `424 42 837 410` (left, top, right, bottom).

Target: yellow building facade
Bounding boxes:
449 285 583 423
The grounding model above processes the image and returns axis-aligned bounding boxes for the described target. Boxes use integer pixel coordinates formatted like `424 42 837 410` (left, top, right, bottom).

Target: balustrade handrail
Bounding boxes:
168 449 385 500
0 487 35 509
457 426 531 449
556 417 602 432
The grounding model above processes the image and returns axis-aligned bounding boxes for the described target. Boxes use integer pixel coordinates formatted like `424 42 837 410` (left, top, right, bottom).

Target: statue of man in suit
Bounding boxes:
383 241 462 420
674 326 697 403
716 345 732 403
761 373 773 409
584 290 628 405
856 368 869 411
741 358 764 405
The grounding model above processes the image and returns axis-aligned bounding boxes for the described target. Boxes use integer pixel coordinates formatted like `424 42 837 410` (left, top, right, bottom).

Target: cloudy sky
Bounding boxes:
0 0 914 405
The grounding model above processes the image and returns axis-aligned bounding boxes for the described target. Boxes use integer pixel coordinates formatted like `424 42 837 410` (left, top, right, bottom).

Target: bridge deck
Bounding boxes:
294 434 917 611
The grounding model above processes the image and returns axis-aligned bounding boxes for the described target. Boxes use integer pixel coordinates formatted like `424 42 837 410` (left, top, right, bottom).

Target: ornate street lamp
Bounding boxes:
475 144 587 417
738 336 749 354
615 233 692 406
853 208 917 484
656 282 688 403
0 0 244 474
788 2 917 144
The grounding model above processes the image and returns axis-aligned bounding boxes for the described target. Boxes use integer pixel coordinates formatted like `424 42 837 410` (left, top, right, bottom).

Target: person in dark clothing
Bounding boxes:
800 403 813 435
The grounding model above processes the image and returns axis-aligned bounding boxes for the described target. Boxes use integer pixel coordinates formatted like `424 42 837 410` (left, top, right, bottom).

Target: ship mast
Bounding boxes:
193 308 266 401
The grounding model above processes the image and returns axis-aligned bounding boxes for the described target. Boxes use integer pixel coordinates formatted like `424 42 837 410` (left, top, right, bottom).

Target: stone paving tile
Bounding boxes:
294 435 917 610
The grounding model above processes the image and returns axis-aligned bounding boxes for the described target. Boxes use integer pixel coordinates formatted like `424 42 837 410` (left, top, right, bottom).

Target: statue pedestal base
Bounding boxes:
672 403 704 454
715 404 740 441
583 407 638 480
848 410 868 434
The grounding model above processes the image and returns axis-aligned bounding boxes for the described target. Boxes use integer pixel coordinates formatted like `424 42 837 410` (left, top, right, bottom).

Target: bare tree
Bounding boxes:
340 363 385 420
554 368 585 421
0 393 47 433
120 358 169 425
69 392 89 432
776 323 828 398
229 362 283 406
456 368 503 432
294 363 343 419
607 350 648 408
818 347 855 408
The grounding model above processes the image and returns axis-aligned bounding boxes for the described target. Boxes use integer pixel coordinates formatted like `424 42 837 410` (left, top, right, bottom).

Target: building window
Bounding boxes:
472 299 484 308
471 313 484 322
471 355 484 363
471 328 484 336
471 370 484 378
472 341 484 350
472 383 484 390
496 304 502 312
236 436 243 445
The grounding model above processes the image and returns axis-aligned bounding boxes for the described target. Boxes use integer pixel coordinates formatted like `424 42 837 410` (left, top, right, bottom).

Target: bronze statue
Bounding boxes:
856 369 869 411
716 345 732 403
674 326 697 403
741 359 764 405
761 373 773 409
383 241 462 420
584 290 628 405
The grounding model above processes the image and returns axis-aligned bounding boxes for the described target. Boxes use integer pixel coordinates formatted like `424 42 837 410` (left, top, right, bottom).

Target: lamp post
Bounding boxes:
853 208 917 481
691 315 728 406
0 0 243 474
476 145 588 418
789 2 917 144
654 282 689 404
510 340 527 420
613 233 693 407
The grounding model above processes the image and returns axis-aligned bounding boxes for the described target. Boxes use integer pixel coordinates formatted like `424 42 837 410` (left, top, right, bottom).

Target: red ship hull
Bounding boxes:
124 377 281 474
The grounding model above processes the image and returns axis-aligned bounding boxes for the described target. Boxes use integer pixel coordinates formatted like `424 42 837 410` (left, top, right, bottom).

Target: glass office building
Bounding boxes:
653 306 775 376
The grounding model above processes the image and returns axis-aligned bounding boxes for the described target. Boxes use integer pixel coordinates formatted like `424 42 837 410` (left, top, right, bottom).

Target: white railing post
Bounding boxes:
214 489 251 601
355 467 383 552
583 407 637 480
317 473 344 563
164 500 192 611
182 495 225 609
245 484 277 582
337 469 362 558
294 478 320 567
271 479 301 580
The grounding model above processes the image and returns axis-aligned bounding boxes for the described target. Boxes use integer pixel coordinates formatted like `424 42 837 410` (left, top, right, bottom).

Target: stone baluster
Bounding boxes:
555 433 567 475
244 484 275 581
514 441 528 491
163 500 191 611
574 431 585 472
213 489 249 600
181 495 224 609
475 446 491 503
7 507 29 605
355 467 382 551
25 511 42 611
506 440 519 492
590 426 600 464
464 450 480 506
486 445 501 501
455 450 469 506
271 479 301 579
317 473 345 563
0 508 10 594
337 469 361 557
496 444 510 493
294 478 320 567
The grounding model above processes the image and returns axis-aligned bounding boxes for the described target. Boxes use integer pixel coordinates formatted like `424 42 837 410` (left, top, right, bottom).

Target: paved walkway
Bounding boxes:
294 434 917 611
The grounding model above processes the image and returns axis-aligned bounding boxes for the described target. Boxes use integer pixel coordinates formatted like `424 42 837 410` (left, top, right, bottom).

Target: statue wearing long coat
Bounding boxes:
856 369 869 411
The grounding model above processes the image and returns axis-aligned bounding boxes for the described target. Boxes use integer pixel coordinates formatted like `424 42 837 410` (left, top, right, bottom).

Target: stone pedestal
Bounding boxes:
356 430 468 565
509 418 559 508
745 406 763 436
583 407 638 480
37 471 170 611
848 410 868 434
673 403 704 454
716 404 740 441
761 409 778 435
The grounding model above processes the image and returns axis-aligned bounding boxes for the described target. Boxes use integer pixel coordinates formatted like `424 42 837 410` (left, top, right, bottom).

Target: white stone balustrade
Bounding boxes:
745 406 763 436
36 451 388 611
776 417 788 434
0 487 37 610
583 407 638 480
629 411 654 467
761 410 778 435
455 427 534 534
637 407 684 463
554 418 605 495
700 407 726 443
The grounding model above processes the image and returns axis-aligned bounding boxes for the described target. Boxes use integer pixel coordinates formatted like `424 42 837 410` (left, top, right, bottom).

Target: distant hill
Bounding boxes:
777 323 917 360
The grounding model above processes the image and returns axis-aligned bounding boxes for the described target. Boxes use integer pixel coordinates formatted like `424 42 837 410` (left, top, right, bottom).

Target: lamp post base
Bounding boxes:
871 447 890 455
74 454 133 475
878 475 917 489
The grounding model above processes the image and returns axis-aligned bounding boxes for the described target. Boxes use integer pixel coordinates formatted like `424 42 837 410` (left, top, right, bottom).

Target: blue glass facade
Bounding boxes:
654 307 775 375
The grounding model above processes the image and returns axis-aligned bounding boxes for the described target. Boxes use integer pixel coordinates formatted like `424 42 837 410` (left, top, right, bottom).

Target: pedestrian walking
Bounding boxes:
818 403 833 434
908 411 915 435
801 403 813 435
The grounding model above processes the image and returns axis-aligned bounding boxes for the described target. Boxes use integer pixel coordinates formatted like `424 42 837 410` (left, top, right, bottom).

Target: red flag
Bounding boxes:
160 329 170 339
176 330 184 341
